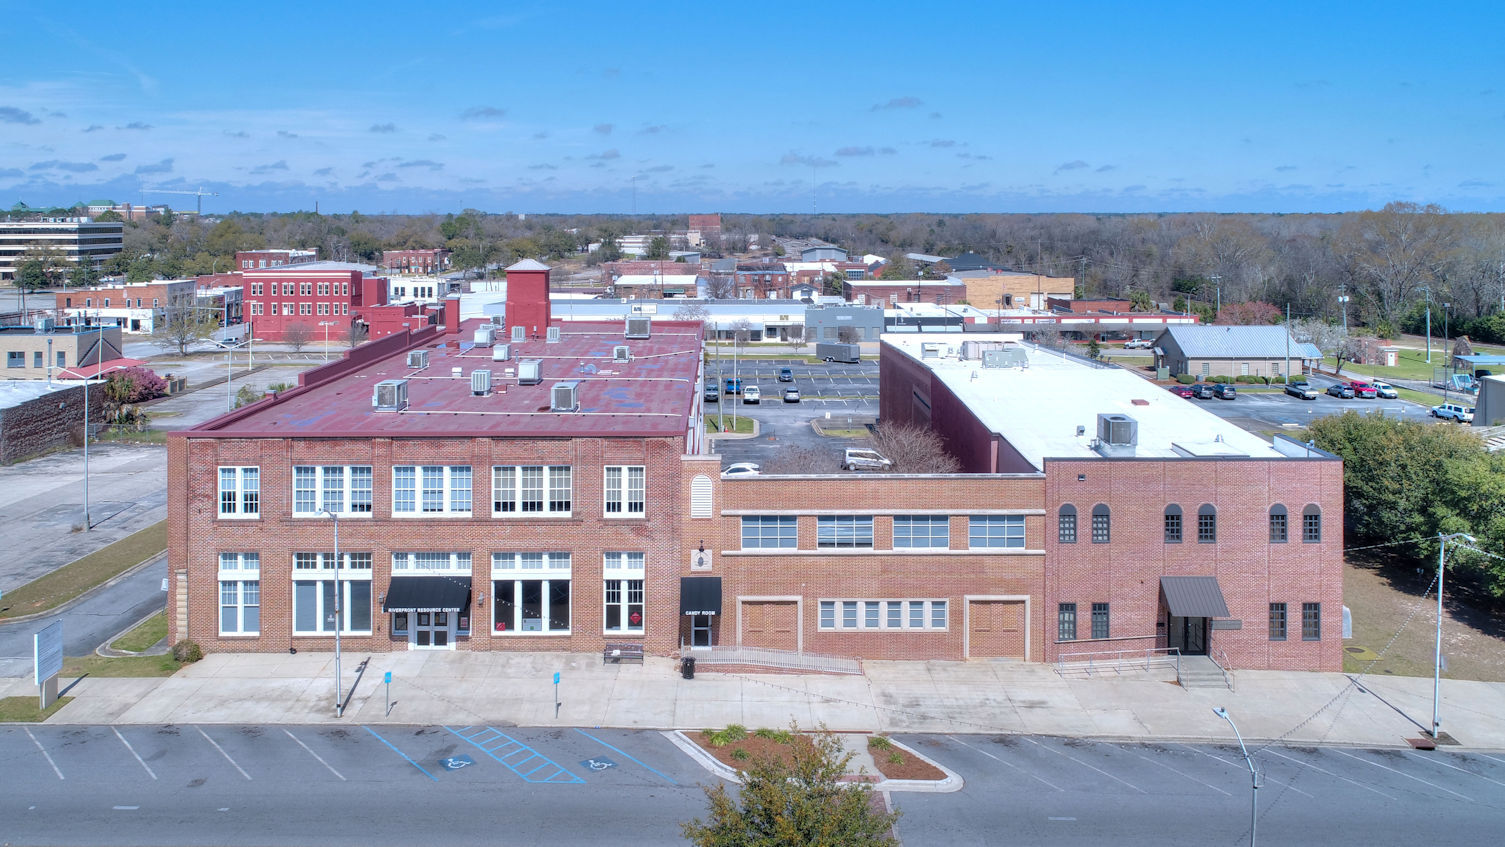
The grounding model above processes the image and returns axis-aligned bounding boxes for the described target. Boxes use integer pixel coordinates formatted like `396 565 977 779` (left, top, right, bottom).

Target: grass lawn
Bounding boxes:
98 429 168 444
706 416 756 434
62 653 184 678
1395 388 1443 407
0 520 166 621
819 428 870 438
110 611 167 653
1327 346 1453 383
0 696 73 722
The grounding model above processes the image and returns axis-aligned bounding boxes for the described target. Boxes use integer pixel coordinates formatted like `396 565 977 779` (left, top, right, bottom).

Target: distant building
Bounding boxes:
1153 325 1324 380
949 270 1075 311
686 214 722 246
0 219 123 283
382 249 451 275
54 280 200 334
843 279 967 307
0 323 124 381
242 267 388 342
235 249 317 270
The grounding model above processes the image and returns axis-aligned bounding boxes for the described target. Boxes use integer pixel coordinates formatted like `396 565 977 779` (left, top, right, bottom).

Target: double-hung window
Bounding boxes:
1269 603 1288 641
893 516 950 549
968 515 1025 548
1091 602 1110 639
393 465 471 516
741 516 797 549
1058 603 1078 641
1302 602 1321 641
603 552 646 634
817 516 873 549
218 553 260 635
218 466 260 518
493 552 571 634
603 466 646 517
492 465 572 516
293 465 373 516
292 552 373 635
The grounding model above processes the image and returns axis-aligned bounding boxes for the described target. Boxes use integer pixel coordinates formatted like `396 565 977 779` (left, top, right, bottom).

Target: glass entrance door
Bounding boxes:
1169 616 1208 655
690 614 713 649
413 612 451 649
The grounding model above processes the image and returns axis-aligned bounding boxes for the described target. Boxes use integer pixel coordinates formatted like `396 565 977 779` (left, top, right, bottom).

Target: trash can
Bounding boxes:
681 657 696 679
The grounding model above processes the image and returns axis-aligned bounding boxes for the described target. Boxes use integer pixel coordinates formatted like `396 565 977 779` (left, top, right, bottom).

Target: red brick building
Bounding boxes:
236 249 317 270
382 249 451 275
843 279 968 306
242 268 388 342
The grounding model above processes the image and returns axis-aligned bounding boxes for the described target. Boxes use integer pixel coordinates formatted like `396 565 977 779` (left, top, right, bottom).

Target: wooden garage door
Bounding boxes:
969 599 1026 659
742 601 798 652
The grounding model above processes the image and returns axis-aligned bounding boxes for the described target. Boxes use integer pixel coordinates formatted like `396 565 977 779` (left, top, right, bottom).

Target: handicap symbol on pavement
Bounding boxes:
580 757 616 771
439 754 475 771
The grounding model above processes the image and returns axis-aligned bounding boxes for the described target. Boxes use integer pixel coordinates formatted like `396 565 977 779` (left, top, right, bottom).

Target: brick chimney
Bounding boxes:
504 259 552 338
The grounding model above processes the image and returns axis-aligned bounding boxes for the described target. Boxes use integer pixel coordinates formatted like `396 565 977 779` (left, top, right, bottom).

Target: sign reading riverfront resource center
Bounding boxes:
34 620 63 709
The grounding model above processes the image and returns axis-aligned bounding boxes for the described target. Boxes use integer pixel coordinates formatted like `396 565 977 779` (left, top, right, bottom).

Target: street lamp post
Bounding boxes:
1421 286 1432 364
82 314 105 531
1213 707 1258 847
318 508 343 718
1433 532 1476 739
318 321 338 362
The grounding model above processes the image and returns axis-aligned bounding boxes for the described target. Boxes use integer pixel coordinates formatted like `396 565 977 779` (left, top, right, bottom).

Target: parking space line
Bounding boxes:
1329 749 1472 801
447 726 584 784
575 729 677 784
112 728 157 781
363 726 438 781
1402 751 1505 789
1023 738 1145 793
947 737 1061 791
196 727 251 780
1175 744 1314 798
1263 749 1395 800
283 729 345 781
1113 744 1231 796
1475 752 1505 766
25 728 64 780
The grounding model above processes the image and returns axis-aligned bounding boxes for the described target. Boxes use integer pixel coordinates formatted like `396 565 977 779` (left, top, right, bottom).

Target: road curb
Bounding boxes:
0 551 167 628
663 729 963 792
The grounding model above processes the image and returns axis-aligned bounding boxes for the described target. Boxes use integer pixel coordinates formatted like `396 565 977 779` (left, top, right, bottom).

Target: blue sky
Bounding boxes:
2 1 1502 215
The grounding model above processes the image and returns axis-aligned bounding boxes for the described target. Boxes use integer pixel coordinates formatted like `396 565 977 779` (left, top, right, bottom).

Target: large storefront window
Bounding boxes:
492 552 571 634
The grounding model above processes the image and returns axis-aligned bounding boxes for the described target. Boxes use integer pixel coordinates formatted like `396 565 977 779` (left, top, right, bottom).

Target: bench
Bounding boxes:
602 643 645 665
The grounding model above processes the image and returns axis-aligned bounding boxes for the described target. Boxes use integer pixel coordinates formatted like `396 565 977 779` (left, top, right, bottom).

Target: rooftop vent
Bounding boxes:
33 317 55 334
406 349 429 370
511 325 526 343
471 369 491 396
1096 413 1138 455
492 343 511 362
372 379 409 411
546 325 561 343
473 326 494 346
920 342 945 359
981 348 1029 369
613 345 631 363
625 316 651 339
551 381 579 412
491 314 505 326
517 359 543 385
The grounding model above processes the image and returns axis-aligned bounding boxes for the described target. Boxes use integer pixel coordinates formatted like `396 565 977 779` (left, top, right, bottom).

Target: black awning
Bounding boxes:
383 576 472 613
1160 576 1230 618
680 576 722 616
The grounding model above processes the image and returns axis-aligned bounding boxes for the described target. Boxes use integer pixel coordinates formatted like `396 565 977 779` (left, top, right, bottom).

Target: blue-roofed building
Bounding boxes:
1154 325 1324 380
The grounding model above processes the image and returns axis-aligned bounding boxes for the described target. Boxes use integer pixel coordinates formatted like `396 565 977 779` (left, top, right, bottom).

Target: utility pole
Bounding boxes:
1210 275 1222 319
1337 285 1349 334
1423 287 1433 363
1284 303 1291 383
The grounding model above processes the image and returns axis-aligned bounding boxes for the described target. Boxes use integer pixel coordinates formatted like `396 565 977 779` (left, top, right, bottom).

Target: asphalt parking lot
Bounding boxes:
707 358 879 469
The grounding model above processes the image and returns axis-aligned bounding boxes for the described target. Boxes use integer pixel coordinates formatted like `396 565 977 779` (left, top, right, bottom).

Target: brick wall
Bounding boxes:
0 383 100 464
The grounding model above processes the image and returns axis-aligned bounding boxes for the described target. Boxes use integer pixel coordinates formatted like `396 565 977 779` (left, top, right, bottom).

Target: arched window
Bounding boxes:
1197 504 1217 543
1058 504 1078 544
1164 504 1183 543
1302 504 1322 543
1090 504 1110 544
1269 504 1288 543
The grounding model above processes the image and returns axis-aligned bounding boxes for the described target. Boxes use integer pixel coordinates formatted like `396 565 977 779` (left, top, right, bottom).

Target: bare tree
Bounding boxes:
345 322 369 347
729 318 753 352
867 423 959 473
787 325 808 355
151 301 219 355
284 322 314 352
1290 319 1366 375
837 326 860 344
763 444 842 474
706 274 737 299
1336 202 1457 332
672 302 710 322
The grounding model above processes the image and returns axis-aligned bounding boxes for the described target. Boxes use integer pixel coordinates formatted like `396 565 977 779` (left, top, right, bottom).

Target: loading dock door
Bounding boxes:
741 601 798 652
968 599 1026 659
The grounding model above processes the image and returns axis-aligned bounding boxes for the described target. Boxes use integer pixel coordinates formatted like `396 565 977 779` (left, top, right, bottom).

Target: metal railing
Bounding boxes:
695 645 862 675
1054 647 1181 678
1209 645 1235 690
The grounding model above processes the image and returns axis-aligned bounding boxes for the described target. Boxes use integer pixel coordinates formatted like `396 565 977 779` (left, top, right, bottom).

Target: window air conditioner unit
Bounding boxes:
406 350 429 370
492 344 511 362
473 326 494 346
551 381 579 412
511 325 526 343
613 345 631 363
372 379 409 411
625 316 651 339
517 359 543 385
546 326 561 343
1097 413 1138 446
471 369 491 396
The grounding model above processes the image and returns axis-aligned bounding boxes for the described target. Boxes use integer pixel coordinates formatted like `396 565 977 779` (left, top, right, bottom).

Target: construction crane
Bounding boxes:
143 186 220 215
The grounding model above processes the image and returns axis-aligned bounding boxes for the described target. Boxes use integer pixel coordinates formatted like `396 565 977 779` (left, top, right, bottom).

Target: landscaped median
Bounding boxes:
668 723 959 792
0 520 166 621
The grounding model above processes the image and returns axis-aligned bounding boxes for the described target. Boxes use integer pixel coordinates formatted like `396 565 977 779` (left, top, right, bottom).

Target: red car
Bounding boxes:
1346 381 1378 398
1168 385 1196 398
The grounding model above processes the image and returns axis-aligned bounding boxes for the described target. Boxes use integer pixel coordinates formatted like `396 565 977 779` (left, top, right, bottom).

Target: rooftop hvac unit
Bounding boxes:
372 379 409 411
625 316 651 339
551 381 579 412
406 350 429 370
1097 413 1138 447
511 325 526 343
473 326 494 346
920 342 946 359
471 369 491 396
517 359 543 385
451 366 462 379
491 314 505 326
492 343 511 362
613 345 631 363
546 326 561 343
981 348 1029 369
33 317 55 334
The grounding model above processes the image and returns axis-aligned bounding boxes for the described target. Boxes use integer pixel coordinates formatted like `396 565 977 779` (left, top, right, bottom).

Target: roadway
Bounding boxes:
0 555 166 677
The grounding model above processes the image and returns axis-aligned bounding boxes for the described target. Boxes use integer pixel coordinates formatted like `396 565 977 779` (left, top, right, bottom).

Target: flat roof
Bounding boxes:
884 333 1288 468
194 319 702 439
0 381 79 410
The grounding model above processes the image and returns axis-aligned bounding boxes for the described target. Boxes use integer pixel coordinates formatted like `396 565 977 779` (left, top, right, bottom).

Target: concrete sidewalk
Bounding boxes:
6 651 1504 751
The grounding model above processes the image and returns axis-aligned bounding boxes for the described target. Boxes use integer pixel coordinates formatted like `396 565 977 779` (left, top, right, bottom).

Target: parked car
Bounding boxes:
723 462 761 477
724 377 742 394
1431 403 1475 423
1284 382 1318 400
1212 384 1237 400
1346 381 1378 398
703 385 719 403
1371 381 1399 399
1326 384 1355 399
742 385 761 404
1123 339 1154 349
778 367 794 382
1190 383 1216 399
842 448 893 471
1168 384 1197 398
782 387 801 403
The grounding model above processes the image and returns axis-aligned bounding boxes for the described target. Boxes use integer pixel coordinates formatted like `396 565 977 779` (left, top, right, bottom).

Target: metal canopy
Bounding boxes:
1160 576 1230 618
383 576 471 613
680 576 723 616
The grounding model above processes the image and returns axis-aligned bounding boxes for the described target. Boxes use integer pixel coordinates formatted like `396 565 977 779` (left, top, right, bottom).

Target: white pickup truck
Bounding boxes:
1123 338 1154 349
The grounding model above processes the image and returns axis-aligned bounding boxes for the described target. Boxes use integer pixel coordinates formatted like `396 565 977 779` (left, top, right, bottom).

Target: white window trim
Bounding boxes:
603 465 646 519
292 465 374 518
602 577 645 635
291 579 373 636
817 598 949 631
293 552 373 574
391 552 473 574
967 515 1026 549
492 561 572 635
491 465 573 517
601 551 645 578
963 595 1031 660
217 466 260 519
892 516 952 550
392 465 473 517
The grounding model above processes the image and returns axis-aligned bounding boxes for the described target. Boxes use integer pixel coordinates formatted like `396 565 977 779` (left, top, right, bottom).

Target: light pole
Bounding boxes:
1210 274 1222 319
1420 286 1432 364
318 321 338 362
82 314 105 531
1213 707 1258 847
1337 288 1349 334
318 508 343 718
1432 532 1475 739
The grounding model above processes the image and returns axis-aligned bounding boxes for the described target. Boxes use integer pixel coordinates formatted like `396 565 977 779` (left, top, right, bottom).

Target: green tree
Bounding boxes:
14 258 50 293
879 256 915 280
681 726 899 847
1128 290 1153 312
823 270 847 297
94 209 124 223
1087 338 1102 359
646 235 671 259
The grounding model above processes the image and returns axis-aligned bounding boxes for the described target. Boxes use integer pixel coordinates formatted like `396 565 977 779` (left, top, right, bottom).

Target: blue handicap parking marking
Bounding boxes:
445 726 585 784
580 757 616 772
439 754 474 771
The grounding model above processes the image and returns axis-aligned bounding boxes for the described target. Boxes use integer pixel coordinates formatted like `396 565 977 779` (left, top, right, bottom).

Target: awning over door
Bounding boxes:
383 577 472 613
1160 576 1229 618
680 576 722 616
